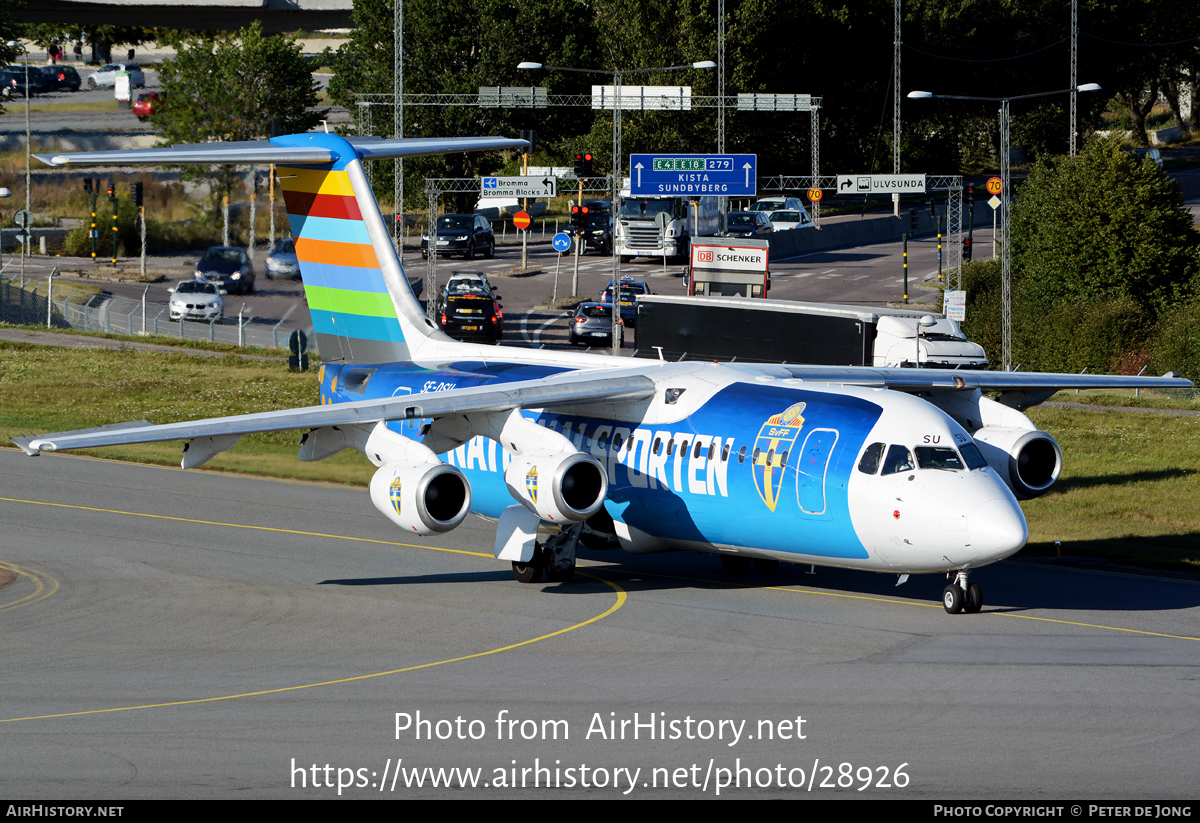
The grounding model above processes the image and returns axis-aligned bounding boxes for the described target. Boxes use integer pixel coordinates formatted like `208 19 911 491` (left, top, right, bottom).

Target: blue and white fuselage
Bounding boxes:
317 357 1026 574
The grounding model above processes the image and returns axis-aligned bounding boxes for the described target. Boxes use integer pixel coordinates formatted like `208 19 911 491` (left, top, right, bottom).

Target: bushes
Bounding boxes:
61 197 224 257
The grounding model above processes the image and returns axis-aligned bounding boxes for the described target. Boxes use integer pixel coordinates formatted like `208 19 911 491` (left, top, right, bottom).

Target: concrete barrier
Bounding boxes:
769 201 993 259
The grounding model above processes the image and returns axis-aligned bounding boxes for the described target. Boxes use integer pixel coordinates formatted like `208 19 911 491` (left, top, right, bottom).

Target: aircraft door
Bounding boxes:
795 428 838 516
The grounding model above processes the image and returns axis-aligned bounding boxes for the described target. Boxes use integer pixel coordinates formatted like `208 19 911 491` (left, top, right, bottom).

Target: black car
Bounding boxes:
38 65 81 92
724 211 774 238
421 214 495 260
194 246 256 295
582 211 613 255
0 67 51 99
438 289 503 343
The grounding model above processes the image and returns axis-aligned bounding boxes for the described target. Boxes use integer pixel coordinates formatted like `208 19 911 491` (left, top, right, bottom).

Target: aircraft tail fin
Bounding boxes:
36 133 527 364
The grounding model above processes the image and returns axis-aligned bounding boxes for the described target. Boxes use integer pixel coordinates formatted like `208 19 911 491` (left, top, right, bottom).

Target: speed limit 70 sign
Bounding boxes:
986 177 1002 195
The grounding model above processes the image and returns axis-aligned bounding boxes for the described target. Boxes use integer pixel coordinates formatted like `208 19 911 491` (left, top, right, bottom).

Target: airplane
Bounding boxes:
15 133 1192 615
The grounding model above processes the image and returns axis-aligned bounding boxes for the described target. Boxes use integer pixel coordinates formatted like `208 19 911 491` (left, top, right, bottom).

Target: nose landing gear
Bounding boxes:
942 572 983 614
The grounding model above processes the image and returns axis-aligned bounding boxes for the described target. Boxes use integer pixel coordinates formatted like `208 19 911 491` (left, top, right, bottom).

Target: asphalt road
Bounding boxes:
3 449 1199 799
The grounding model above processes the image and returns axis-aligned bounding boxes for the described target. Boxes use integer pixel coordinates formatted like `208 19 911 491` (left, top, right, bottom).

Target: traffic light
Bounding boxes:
582 152 593 177
130 181 143 207
574 152 585 177
570 204 589 229
519 129 537 154
968 183 975 199
106 179 115 200
963 237 973 261
928 199 936 218
83 178 93 194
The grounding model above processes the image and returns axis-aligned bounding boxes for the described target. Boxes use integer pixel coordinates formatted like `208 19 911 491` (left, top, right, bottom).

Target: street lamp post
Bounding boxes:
519 60 716 355
907 84 1101 372
8 41 31 280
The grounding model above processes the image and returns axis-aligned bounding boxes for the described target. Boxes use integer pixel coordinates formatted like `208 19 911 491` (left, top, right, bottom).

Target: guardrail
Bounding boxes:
0 265 315 353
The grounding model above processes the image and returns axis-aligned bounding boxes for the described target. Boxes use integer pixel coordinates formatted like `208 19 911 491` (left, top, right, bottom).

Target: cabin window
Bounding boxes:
959 442 988 470
915 446 965 470
612 432 623 450
707 442 715 461
857 442 885 474
738 445 747 464
693 440 703 459
653 437 662 455
667 438 675 456
722 443 731 462
881 444 915 475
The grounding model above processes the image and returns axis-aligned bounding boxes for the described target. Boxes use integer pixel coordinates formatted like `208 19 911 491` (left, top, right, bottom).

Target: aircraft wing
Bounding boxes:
774 364 1191 393
12 370 655 456
33 136 529 168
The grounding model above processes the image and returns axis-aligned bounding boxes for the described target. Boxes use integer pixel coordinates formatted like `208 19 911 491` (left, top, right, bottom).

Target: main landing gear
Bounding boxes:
511 522 582 584
942 571 983 614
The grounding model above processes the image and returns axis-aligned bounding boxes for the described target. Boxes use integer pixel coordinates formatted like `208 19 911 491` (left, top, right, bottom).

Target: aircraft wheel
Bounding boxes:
754 558 780 573
720 554 751 573
942 584 964 614
512 560 543 584
964 582 983 614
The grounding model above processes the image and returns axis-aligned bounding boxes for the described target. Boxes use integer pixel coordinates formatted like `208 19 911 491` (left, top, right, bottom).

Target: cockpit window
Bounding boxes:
959 441 989 470
857 442 885 474
881 444 915 475
915 446 965 470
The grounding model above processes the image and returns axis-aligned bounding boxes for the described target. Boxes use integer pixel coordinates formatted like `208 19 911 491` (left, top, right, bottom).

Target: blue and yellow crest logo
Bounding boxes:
525 466 538 504
389 476 402 516
753 402 806 511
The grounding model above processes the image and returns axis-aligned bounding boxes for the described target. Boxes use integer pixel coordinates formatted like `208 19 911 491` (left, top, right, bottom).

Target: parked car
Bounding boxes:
265 238 299 279
724 211 774 238
420 214 495 260
600 277 651 326
0 67 51 98
132 91 163 121
194 246 255 295
85 63 146 90
568 301 615 346
38 65 81 92
168 280 223 322
768 209 813 231
438 289 503 343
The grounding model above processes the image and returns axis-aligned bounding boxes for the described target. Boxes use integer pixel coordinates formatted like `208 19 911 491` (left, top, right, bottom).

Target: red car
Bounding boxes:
132 92 162 121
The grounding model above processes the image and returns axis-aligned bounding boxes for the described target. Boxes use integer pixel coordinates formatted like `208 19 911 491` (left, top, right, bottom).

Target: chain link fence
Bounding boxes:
1 265 316 353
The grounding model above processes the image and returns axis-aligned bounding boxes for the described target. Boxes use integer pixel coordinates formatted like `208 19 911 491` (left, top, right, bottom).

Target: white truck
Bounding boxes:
614 186 720 263
635 295 989 369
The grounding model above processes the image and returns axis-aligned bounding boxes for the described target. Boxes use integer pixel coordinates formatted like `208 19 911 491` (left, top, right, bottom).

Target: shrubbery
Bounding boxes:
958 137 1200 378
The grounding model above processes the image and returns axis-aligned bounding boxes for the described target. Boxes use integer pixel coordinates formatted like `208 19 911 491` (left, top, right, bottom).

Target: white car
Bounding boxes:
168 280 223 322
86 63 146 90
768 208 814 231
749 196 805 214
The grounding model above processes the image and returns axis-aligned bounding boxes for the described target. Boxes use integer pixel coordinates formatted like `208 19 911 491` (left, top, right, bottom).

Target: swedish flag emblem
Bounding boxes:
389 476 402 516
526 466 538 504
752 402 805 512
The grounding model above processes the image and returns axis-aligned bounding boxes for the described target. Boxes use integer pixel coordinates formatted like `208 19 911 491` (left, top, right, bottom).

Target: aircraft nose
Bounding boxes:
969 498 1028 560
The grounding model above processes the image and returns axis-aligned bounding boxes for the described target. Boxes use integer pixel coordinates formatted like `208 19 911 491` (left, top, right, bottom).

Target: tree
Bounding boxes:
1012 136 1200 315
157 23 324 214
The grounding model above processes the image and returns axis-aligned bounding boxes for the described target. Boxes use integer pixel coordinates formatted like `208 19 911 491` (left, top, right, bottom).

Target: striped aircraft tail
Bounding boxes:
274 133 435 363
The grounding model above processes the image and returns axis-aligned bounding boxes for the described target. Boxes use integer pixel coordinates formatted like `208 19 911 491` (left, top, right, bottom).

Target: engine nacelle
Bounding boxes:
369 461 471 534
972 426 1063 499
504 451 607 523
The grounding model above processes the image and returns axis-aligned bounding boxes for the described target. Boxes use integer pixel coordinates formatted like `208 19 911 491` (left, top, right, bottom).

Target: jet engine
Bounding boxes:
504 451 607 523
369 460 471 534
971 426 1062 499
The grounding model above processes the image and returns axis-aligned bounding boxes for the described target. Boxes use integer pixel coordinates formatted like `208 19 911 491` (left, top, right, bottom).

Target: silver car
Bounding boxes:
169 280 223 321
568 302 615 346
265 238 300 279
86 63 146 90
